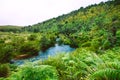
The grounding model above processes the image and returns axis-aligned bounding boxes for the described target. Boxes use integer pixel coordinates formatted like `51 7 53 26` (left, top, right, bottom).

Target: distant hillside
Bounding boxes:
0 25 22 32
22 0 120 34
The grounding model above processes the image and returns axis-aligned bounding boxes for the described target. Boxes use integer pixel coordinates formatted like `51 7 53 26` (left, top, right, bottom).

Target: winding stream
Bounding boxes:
13 42 75 65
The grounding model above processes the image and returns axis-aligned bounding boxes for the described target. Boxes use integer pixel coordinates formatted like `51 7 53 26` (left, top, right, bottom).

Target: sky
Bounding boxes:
0 0 108 26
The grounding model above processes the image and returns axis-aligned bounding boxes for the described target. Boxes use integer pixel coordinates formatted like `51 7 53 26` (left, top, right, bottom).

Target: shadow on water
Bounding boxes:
12 38 75 65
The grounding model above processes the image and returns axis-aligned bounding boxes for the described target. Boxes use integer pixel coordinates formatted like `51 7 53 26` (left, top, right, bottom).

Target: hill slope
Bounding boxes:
22 0 120 49
22 0 120 34
0 25 22 32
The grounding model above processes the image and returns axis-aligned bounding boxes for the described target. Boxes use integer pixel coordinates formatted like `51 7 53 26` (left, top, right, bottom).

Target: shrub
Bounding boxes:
40 36 55 51
9 65 58 80
0 39 4 43
0 44 14 63
90 39 100 52
43 53 90 80
91 68 120 80
19 41 40 55
28 34 37 41
9 64 18 72
0 64 10 78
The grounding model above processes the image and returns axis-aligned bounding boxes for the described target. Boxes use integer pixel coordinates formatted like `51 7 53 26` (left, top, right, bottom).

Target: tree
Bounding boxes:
114 0 120 5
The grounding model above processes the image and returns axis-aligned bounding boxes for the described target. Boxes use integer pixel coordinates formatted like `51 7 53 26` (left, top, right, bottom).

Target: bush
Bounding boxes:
0 64 10 78
0 39 4 43
91 68 120 80
9 65 58 80
28 34 37 41
0 44 14 63
42 53 90 80
9 64 18 72
19 41 40 55
40 36 55 51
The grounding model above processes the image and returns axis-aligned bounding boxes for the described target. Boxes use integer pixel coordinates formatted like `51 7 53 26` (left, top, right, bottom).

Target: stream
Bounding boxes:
12 42 75 65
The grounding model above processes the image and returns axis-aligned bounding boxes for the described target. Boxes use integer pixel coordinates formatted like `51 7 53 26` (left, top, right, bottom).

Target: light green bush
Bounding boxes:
9 65 58 80
91 68 120 80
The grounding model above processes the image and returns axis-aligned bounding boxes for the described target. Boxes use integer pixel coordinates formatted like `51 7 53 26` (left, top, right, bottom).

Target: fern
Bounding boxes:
91 68 120 80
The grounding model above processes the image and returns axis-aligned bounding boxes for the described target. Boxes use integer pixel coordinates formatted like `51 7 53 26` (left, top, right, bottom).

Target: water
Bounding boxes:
12 43 75 65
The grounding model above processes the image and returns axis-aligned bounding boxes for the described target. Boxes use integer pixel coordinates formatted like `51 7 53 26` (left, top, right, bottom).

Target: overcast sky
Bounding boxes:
0 0 107 26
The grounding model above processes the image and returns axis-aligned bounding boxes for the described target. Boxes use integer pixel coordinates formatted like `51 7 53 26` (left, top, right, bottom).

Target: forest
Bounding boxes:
0 0 120 80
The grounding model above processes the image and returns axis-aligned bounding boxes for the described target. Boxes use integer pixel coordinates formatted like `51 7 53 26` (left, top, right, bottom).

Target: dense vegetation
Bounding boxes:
0 25 22 32
0 0 120 80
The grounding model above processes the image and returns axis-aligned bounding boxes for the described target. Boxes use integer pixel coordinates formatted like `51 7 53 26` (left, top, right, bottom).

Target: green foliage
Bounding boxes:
19 41 40 55
0 64 10 78
113 0 120 5
28 34 37 41
0 44 14 63
9 64 18 72
91 68 120 80
39 35 56 51
0 78 6 80
9 65 58 80
0 39 4 43
40 47 120 80
39 36 50 51
42 50 91 79
0 1 120 80
21 0 120 49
